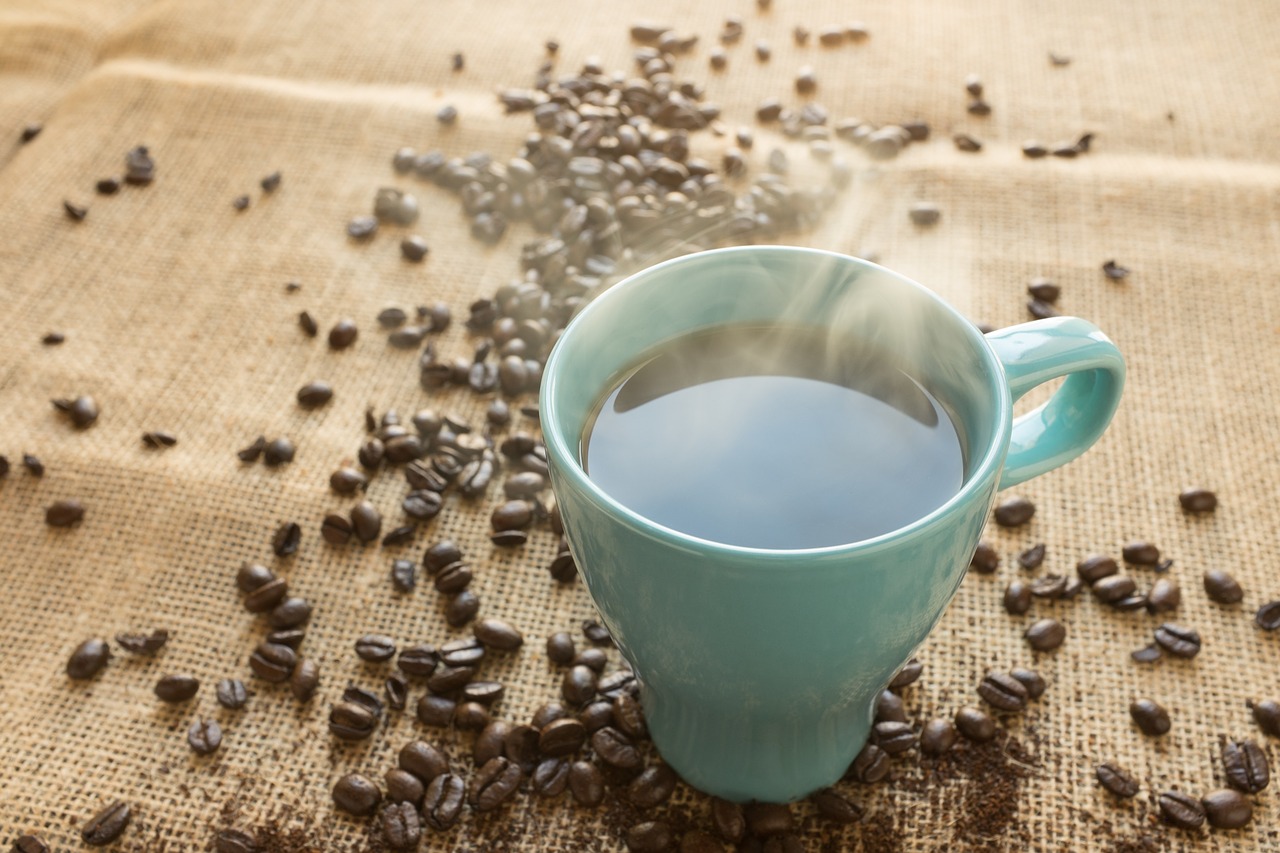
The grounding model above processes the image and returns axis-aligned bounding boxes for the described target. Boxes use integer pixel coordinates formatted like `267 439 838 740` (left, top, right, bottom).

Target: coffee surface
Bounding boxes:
582 324 965 549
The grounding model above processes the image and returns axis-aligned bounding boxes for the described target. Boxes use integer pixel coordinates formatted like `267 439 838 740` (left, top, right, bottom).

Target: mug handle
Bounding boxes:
984 317 1125 490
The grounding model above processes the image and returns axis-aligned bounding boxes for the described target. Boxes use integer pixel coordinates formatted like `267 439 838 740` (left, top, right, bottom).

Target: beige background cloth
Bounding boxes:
2 0 1279 850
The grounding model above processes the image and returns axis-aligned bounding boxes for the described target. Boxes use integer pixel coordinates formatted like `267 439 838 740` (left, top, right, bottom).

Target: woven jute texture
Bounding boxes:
2 0 1278 850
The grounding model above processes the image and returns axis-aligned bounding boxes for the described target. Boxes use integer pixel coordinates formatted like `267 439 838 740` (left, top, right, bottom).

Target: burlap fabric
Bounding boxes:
2 0 1278 850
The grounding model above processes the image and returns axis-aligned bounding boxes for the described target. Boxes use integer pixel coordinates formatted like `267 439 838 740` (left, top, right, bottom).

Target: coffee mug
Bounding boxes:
539 246 1124 803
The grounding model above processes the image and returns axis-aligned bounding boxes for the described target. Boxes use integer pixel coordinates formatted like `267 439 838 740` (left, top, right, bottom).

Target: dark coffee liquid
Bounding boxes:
581 324 965 549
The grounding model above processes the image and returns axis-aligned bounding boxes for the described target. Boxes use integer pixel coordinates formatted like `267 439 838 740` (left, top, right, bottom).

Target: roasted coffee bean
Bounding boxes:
385 769 424 806
993 496 1035 526
141 430 177 448
546 632 576 665
1093 574 1137 604
533 757 570 797
574 648 607 672
397 644 438 677
320 513 353 545
271 521 301 556
1077 554 1118 584
298 311 318 337
908 203 941 226
1130 698 1171 736
266 629 305 650
1017 543 1046 570
347 216 377 239
1122 540 1159 565
1027 278 1060 303
1022 142 1047 157
954 706 996 742
114 627 170 653
593 726 641 769
549 548 578 583
1146 578 1181 613
232 194 249 211
422 773 466 830
1222 739 1269 793
67 638 110 679
580 700 615 733
216 678 249 709
259 170 281 192
235 564 270 595
1153 623 1200 658
427 664 476 694
445 590 480 626
1096 763 1139 798
1257 600 1280 631
390 559 416 593
63 199 89 220
889 658 922 690
1030 575 1068 599
296 380 333 408
81 800 131 846
472 756 522 811
978 672 1028 712
385 434 425 465
875 690 906 724
1024 618 1066 652
154 673 199 702
289 658 319 702
1202 788 1252 829
562 664 597 705
358 438 384 469
400 235 429 262
355 634 396 663
1131 645 1162 663
440 637 486 667
463 681 505 705
1203 570 1244 604
20 452 42 475
920 718 957 755
237 436 266 462
249 642 296 682
401 490 443 522
474 617 524 651
380 801 420 850
93 175 121 195
472 721 513 766
1251 699 1280 737
627 821 673 853
503 471 546 499
213 828 258 853
969 541 999 573
381 525 415 547
1010 668 1046 699
330 467 368 494
350 501 381 543
423 539 462 572
1179 488 1217 513
1158 790 1205 829
377 307 408 330
329 701 377 740
263 438 295 466
872 721 916 754
812 788 863 824
612 693 647 740
244 577 288 612
535 716 586 756
953 133 982 152
744 802 793 837
532 702 569 730
491 500 533 531
270 597 312 631
1102 259 1130 280
188 719 222 755
626 763 677 807
400 741 448 783
1004 580 1032 615
45 499 85 527
794 66 817 94
434 562 473 594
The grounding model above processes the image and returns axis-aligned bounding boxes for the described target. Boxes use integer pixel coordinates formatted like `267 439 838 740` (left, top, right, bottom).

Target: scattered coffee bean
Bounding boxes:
1027 278 1060 303
237 436 267 462
811 788 863 824
297 311 318 338
1096 763 1139 798
1004 580 1032 615
422 772 466 829
1021 141 1048 158
908 203 940 226
95 177 120 195
539 717 587 757
969 541 999 573
154 673 199 702
379 800 421 850
1102 259 1130 280
12 835 49 853
967 99 991 116
1158 790 1205 830
400 740 448 783
547 632 575 665
994 496 1035 526
471 756 522 811
1202 788 1252 830
1203 570 1244 604
140 430 178 449
953 133 982 152
381 525 415 547
383 768 424 807
351 501 382 543
216 678 249 709
920 718 957 755
445 590 480 626
1250 699 1280 737
531 757 570 798
243 575 287 611
67 638 110 679
1017 543 1046 570
382 673 408 711
46 499 85 527
1077 554 1118 584
290 658 320 701
1178 488 1217 513
355 634 397 663
626 821 673 852
249 642 296 682
978 672 1028 712
1122 540 1159 565
889 658 923 690
626 763 678 808
330 700 377 740
1024 618 1066 651
474 617 524 651
1153 623 1200 658
1256 600 1280 631
347 216 377 239
1131 645 1162 663
81 800 131 846
213 828 258 853
124 145 154 184
875 690 906 724
333 773 382 816
115 629 169 655
1147 578 1181 613
296 380 333 408
954 706 996 742
1222 739 1269 793
232 195 249 211
263 437 295 466
1130 698 1171 736
795 66 817 94
63 200 87 221
1093 574 1137 605
260 171 281 192
328 319 358 350
592 726 641 769
188 719 222 755
271 521 301 556
1010 668 1046 699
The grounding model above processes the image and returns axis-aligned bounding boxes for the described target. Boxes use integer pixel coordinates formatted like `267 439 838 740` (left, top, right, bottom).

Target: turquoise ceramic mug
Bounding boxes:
539 246 1124 803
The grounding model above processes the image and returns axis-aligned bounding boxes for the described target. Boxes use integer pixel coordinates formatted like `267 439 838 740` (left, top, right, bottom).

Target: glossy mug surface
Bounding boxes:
540 246 1124 802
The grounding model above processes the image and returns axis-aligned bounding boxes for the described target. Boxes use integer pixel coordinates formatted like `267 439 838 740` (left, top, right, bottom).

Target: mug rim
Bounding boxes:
540 245 1013 559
